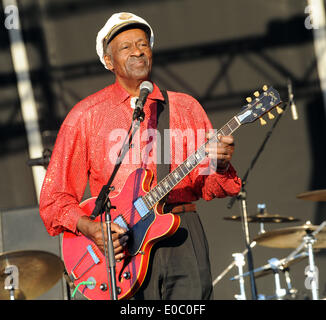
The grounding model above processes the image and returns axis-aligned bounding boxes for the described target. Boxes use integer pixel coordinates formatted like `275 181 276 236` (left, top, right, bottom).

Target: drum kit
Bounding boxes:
215 189 326 300
1 189 326 300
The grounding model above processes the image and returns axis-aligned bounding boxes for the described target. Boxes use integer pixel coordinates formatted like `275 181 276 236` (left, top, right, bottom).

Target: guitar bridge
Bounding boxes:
70 244 101 280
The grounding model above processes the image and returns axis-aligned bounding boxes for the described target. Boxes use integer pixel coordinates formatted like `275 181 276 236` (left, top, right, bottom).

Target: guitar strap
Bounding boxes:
156 89 170 191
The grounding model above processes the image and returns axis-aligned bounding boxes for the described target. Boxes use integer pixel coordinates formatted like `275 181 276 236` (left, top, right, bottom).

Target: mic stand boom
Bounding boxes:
227 102 288 300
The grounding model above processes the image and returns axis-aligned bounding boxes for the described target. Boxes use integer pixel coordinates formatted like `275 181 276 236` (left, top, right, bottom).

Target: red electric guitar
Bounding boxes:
62 85 282 300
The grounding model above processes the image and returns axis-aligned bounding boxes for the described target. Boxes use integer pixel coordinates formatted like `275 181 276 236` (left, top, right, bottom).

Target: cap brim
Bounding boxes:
104 21 151 48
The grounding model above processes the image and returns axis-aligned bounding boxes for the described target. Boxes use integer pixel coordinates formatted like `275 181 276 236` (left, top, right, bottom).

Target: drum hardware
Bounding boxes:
254 220 326 300
304 233 319 300
222 190 326 300
283 268 298 299
282 221 326 300
219 204 300 299
222 205 302 299
232 253 246 300
266 258 287 300
230 251 307 300
212 241 257 288
257 204 266 234
0 250 64 300
231 251 308 281
250 258 288 301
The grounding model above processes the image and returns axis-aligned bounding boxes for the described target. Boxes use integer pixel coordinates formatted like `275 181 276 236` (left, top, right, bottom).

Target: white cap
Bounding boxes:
96 12 154 69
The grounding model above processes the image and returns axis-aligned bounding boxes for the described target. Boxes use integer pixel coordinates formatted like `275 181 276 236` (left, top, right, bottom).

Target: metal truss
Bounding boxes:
0 6 321 153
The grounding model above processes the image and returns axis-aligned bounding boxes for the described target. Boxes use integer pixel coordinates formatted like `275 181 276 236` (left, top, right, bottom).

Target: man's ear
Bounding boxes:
104 54 114 72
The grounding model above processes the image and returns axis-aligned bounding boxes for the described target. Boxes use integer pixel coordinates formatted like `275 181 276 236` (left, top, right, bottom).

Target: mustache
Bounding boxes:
127 55 149 65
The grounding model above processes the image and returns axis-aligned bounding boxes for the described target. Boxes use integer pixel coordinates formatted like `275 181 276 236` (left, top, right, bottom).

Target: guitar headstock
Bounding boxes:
236 85 283 125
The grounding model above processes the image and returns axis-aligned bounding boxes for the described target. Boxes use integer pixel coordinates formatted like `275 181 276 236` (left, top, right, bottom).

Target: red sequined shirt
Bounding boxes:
39 81 241 236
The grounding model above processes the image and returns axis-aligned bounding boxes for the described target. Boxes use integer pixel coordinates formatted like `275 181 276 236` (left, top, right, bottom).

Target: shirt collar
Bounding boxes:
148 82 165 101
110 80 130 106
111 80 165 105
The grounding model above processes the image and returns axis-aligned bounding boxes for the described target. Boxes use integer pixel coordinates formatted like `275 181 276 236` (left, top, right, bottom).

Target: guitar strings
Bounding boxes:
114 131 222 223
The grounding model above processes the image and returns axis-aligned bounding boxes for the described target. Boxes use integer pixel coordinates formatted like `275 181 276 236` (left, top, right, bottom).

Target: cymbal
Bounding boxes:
297 189 326 202
224 213 300 223
254 222 326 249
0 250 64 300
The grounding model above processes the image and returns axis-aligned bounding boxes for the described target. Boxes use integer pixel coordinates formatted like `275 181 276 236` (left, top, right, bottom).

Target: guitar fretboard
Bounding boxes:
142 116 240 209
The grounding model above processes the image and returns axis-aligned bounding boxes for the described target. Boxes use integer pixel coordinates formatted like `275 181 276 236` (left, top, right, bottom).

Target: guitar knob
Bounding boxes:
262 85 268 91
254 91 260 97
246 97 252 103
116 287 122 295
276 106 283 114
100 283 108 291
123 272 131 279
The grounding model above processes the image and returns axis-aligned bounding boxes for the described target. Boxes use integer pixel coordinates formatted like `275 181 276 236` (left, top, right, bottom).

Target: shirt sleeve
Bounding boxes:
191 163 241 200
39 118 90 236
188 98 242 201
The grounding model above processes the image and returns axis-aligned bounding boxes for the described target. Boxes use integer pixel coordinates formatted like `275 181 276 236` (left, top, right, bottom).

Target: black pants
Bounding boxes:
132 211 213 300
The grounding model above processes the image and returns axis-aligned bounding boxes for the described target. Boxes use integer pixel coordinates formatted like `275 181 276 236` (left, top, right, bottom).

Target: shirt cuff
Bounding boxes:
215 162 230 174
53 204 86 235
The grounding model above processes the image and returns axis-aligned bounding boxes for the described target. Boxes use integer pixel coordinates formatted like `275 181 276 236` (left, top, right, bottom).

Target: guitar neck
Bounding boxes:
142 116 241 209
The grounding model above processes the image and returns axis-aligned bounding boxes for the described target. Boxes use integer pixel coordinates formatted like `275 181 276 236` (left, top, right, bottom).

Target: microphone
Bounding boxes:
287 79 298 120
133 81 154 121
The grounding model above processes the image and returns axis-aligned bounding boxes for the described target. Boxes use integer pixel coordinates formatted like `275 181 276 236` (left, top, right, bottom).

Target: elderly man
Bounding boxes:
39 12 241 300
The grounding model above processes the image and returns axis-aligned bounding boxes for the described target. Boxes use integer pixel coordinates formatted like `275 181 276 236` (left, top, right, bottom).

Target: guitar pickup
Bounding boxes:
114 215 129 231
134 197 150 218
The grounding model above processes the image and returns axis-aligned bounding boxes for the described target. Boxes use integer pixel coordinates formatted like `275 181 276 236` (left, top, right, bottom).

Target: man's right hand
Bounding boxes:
77 215 128 261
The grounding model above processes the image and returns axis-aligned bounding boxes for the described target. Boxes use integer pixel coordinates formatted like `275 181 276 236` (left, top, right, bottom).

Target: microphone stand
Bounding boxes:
90 103 145 300
227 102 288 300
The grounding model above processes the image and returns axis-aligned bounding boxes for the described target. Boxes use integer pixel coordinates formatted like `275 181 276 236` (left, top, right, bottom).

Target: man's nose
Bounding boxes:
130 44 144 56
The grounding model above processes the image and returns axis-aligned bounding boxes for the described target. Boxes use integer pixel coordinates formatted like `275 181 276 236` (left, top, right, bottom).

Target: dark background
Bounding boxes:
1 0 326 300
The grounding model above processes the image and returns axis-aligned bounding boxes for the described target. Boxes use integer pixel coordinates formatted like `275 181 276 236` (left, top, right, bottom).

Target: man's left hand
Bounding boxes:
205 133 235 171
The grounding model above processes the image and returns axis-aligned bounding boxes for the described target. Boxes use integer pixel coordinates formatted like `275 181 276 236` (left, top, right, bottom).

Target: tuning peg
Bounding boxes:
246 97 252 103
268 112 275 119
276 106 283 114
254 91 260 97
262 85 268 91
259 117 267 126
